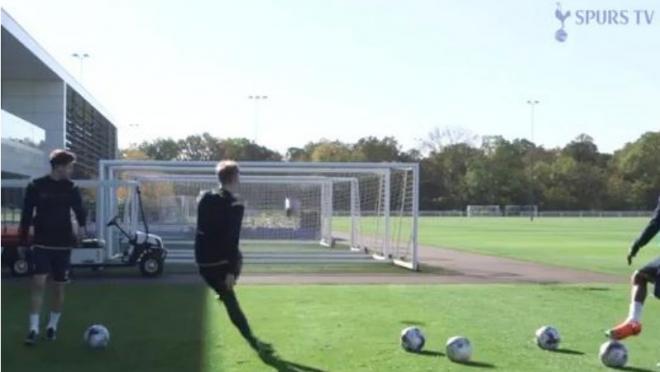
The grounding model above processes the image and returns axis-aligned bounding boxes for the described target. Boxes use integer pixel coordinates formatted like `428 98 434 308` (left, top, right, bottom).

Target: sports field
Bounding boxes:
2 283 659 372
3 216 659 371
336 217 656 275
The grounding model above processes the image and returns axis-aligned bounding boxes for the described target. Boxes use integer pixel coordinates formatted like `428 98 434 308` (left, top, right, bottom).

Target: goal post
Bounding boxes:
504 204 539 217
466 205 502 217
99 160 420 270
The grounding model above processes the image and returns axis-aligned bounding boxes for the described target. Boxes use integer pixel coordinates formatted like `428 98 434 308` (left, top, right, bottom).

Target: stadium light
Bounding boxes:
71 52 90 80
526 100 540 221
248 95 268 143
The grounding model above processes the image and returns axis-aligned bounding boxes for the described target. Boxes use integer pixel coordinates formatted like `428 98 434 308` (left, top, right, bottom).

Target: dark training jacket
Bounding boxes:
194 188 244 274
632 195 660 253
19 175 87 247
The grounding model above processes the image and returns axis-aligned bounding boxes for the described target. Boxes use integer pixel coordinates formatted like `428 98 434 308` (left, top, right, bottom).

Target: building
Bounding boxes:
1 9 117 179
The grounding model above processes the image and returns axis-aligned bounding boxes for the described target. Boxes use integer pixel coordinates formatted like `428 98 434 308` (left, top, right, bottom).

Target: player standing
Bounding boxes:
20 150 86 345
606 195 660 340
195 160 268 352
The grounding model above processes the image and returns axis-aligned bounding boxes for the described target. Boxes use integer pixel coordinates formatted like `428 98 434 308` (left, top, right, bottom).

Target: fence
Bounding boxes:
419 210 652 218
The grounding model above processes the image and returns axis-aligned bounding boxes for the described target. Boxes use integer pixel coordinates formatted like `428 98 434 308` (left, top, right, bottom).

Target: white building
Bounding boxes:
1 9 117 179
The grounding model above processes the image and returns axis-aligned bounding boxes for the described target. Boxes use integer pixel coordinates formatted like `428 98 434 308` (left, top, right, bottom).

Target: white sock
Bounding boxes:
47 312 61 330
627 302 643 322
29 313 40 333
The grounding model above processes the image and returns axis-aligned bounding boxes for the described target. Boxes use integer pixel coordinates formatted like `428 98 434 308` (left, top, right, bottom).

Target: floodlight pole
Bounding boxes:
248 95 268 143
71 52 90 80
526 100 540 221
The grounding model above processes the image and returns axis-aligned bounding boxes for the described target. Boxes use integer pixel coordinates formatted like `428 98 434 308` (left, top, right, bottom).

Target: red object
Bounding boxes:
607 320 642 340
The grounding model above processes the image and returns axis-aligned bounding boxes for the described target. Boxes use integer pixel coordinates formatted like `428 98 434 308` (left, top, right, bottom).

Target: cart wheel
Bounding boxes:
139 254 163 277
10 258 30 277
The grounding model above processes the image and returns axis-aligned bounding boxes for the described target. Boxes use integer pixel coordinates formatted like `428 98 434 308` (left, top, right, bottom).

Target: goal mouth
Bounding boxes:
96 161 420 270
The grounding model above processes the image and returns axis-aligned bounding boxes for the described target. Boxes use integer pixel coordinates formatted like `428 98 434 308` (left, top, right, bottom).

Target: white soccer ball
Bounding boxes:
446 336 472 363
535 326 561 350
400 326 425 352
84 324 110 349
599 341 628 368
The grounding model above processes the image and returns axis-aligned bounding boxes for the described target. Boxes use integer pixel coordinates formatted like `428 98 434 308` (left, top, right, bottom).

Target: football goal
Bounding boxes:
504 204 539 218
98 161 420 270
466 205 502 217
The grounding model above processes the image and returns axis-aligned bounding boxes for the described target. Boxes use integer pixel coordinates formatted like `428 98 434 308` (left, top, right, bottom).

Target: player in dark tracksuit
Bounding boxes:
607 195 660 340
20 150 87 345
195 160 269 353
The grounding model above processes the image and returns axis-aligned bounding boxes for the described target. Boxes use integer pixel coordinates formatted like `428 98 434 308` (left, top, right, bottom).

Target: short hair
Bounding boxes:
49 149 76 168
216 160 239 185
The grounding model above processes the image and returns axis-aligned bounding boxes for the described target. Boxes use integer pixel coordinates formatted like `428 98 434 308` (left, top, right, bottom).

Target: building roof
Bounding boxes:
1 8 115 124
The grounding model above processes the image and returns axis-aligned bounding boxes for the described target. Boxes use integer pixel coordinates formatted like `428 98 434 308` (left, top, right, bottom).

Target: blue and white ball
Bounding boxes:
400 326 425 352
535 326 561 350
446 336 472 363
599 341 628 368
84 324 110 349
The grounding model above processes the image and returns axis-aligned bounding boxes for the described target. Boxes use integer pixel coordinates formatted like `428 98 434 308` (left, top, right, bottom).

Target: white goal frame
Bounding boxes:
99 160 419 270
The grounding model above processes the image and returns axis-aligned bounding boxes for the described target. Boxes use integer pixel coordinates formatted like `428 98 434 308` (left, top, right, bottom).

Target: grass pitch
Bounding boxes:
416 217 658 276
336 217 657 275
2 282 659 372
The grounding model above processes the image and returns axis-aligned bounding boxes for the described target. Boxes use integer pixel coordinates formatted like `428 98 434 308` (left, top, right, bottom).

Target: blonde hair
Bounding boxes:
216 160 240 185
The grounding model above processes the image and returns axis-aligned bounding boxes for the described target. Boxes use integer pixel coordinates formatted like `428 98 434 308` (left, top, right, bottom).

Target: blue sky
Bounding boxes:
2 0 658 153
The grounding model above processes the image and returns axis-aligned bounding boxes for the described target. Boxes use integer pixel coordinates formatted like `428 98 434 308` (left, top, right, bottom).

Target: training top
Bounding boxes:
194 188 244 273
632 195 660 252
19 175 87 248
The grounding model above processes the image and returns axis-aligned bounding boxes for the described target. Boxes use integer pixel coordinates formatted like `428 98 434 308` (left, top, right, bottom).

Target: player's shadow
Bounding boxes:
256 343 326 372
552 348 584 355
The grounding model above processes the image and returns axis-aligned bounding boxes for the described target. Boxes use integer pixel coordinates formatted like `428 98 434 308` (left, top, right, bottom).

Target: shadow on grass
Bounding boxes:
552 348 585 355
414 349 445 357
614 367 656 372
455 360 497 369
256 345 326 372
400 320 427 326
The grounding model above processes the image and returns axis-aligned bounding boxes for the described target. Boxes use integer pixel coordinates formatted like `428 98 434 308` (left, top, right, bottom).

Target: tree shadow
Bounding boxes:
255 342 326 372
552 348 584 355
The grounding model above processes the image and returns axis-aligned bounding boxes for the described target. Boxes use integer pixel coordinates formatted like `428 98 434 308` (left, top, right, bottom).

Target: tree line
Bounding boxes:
123 130 660 211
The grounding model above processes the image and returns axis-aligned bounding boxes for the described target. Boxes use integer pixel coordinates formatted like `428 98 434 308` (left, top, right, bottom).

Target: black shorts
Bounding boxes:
199 258 242 294
32 247 71 283
639 257 660 281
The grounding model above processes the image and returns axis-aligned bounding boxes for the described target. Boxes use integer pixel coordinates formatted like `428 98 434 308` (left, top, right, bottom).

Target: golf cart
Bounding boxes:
1 180 167 278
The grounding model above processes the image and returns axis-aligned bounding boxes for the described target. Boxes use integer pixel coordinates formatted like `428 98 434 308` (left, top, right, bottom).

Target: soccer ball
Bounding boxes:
446 336 472 363
599 341 628 368
535 326 561 350
84 324 110 349
400 327 425 352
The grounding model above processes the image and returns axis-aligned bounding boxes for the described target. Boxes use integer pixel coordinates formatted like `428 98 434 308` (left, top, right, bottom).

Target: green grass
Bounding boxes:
3 282 659 371
337 217 658 275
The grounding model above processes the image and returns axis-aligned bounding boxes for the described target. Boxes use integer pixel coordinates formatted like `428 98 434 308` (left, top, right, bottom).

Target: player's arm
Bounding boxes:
18 182 37 247
628 197 660 263
225 200 245 277
71 185 88 239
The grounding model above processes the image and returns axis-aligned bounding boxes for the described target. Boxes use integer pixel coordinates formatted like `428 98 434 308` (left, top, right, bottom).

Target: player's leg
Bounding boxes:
25 248 49 345
45 249 71 341
607 257 659 340
217 288 257 346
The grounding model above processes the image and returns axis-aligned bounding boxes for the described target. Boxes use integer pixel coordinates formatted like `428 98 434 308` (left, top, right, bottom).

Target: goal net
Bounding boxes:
504 205 539 217
466 205 502 217
99 161 419 270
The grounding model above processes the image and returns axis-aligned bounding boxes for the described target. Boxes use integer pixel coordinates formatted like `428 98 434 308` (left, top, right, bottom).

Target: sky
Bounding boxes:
2 0 658 153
